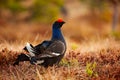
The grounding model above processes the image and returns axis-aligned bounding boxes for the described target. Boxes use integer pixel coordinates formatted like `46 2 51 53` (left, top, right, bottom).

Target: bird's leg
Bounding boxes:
30 57 37 64
29 56 44 65
13 53 30 66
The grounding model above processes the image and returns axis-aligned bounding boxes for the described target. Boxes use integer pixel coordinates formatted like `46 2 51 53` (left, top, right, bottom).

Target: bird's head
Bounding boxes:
53 18 65 29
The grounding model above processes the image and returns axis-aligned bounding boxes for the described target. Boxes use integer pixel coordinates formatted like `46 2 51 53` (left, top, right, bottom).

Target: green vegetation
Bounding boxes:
86 62 98 77
111 31 120 40
80 0 120 31
30 0 63 22
0 0 64 23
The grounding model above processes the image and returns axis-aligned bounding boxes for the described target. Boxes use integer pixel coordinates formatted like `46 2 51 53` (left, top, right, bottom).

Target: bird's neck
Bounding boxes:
51 28 65 43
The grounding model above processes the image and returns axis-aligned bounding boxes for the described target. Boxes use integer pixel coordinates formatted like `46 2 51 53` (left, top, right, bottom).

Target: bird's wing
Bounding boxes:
25 41 52 57
36 40 66 59
34 40 51 51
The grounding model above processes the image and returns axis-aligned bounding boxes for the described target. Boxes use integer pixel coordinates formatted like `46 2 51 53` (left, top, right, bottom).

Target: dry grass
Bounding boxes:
0 38 120 80
0 22 120 80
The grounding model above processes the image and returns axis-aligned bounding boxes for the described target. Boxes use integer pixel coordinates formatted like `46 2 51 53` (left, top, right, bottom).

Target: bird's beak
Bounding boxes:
62 21 65 24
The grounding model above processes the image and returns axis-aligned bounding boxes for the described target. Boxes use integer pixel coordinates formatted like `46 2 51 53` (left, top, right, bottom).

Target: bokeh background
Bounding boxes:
0 0 120 44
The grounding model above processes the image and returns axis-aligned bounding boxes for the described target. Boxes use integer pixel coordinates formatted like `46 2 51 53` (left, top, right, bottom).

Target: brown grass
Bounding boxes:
0 22 120 80
0 38 120 80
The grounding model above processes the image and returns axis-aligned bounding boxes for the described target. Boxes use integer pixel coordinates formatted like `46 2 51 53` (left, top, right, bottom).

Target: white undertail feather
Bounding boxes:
26 42 35 57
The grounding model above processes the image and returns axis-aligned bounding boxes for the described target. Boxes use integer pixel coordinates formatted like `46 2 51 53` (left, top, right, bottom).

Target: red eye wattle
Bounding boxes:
57 18 63 22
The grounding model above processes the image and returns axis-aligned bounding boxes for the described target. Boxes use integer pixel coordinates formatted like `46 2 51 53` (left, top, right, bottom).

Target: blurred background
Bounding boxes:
0 0 120 45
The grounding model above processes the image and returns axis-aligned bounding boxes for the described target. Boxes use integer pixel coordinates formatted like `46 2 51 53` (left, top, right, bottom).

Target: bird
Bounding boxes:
13 18 66 67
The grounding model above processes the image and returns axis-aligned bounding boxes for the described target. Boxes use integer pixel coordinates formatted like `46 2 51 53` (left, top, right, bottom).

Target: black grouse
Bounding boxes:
13 18 66 67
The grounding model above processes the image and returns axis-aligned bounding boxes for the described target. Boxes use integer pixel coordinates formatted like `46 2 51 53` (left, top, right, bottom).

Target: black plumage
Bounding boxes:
14 19 66 67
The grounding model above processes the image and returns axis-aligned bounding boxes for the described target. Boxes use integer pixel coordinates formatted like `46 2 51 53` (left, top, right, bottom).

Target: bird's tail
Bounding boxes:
13 53 29 66
25 42 36 57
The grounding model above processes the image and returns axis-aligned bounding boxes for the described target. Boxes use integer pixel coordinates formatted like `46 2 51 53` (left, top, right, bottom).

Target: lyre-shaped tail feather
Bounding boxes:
25 42 36 57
